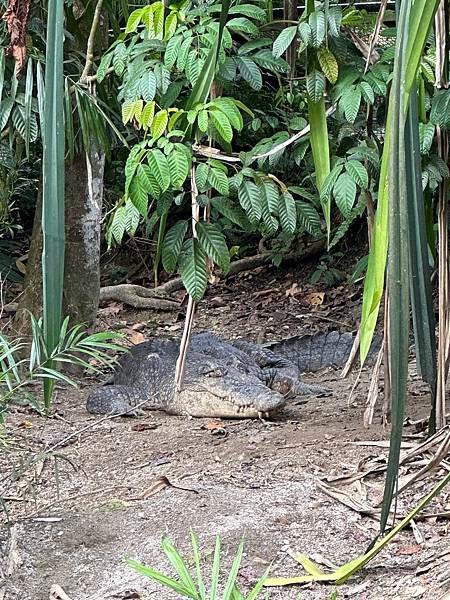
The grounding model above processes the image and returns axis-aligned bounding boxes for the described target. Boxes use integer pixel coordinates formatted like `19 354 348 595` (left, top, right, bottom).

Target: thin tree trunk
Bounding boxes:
15 149 104 334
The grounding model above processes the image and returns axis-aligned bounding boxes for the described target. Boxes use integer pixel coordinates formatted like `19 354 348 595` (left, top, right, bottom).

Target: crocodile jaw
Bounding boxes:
169 387 285 419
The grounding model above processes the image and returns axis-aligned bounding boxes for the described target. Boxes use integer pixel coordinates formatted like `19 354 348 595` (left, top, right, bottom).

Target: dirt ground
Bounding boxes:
1 260 450 600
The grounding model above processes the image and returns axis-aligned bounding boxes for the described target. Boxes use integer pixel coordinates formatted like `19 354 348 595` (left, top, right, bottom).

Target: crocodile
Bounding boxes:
86 330 375 419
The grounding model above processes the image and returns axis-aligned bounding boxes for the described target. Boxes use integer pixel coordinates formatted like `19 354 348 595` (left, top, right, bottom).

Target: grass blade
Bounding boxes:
190 529 206 600
222 539 244 600
161 537 199 597
126 558 197 598
210 535 221 600
42 0 66 408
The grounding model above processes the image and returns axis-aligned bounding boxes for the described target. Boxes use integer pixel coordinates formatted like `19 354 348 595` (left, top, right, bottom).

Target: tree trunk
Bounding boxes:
15 149 104 335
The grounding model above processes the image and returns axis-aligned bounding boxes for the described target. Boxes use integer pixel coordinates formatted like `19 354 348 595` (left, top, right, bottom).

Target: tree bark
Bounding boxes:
14 150 104 334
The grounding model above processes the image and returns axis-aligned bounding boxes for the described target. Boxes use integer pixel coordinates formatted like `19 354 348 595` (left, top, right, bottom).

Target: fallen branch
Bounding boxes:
98 239 326 310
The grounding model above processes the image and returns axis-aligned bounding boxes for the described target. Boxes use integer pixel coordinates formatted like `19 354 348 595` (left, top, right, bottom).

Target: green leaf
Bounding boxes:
359 81 375 104
253 50 290 73
213 98 243 131
298 22 311 45
140 101 155 129
139 163 161 198
122 100 136 125
164 34 183 68
197 109 209 132
238 181 261 222
196 222 230 274
320 163 344 201
113 43 127 76
208 167 229 196
164 12 178 40
162 220 188 272
124 198 140 236
42 0 65 407
210 110 233 142
179 239 208 301
129 173 149 216
309 11 326 47
419 121 435 153
227 17 259 37
237 57 262 90
278 191 297 234
161 537 198 596
229 4 266 21
345 160 368 188
177 36 193 71
148 148 171 192
126 558 194 597
341 86 362 123
306 70 325 103
259 182 278 233
140 71 157 102
167 146 190 189
333 173 357 217
0 96 14 130
195 163 210 191
273 26 297 58
125 8 143 34
327 5 342 37
211 196 251 229
151 110 168 139
317 48 338 84
296 200 322 235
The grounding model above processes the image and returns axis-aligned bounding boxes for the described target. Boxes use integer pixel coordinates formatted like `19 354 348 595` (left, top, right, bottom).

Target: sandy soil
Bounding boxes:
1 262 449 600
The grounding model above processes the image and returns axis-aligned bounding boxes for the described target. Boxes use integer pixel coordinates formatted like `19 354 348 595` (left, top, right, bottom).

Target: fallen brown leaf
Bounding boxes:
397 544 422 555
131 422 158 432
98 302 123 316
130 331 146 345
18 420 33 429
305 292 325 306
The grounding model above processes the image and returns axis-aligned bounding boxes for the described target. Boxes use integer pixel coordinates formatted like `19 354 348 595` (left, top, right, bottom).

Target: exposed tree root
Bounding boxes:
98 239 326 310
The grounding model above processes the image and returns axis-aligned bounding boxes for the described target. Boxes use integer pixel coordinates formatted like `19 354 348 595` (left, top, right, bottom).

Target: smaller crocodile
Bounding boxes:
87 330 375 419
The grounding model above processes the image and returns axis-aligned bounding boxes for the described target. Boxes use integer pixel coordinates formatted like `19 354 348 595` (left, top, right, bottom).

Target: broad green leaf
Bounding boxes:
151 110 168 139
306 70 325 103
309 11 326 47
164 12 178 40
210 110 233 142
113 43 127 76
227 17 259 37
122 100 136 125
327 5 342 37
162 220 188 272
140 101 155 129
259 182 278 233
139 163 161 198
317 48 338 84
341 86 362 123
148 148 171 192
333 172 357 217
238 181 261 222
320 163 344 201
229 4 266 20
253 50 290 73
125 8 143 34
296 200 322 235
179 239 208 301
237 57 262 90
164 34 183 68
272 26 297 58
211 197 251 229
298 22 311 45
129 173 149 216
197 109 209 132
308 97 330 232
345 160 369 188
140 71 156 102
152 1 165 39
196 222 230 274
124 199 140 236
208 167 229 196
167 146 190 189
177 36 192 71
278 191 297 234
195 163 210 191
213 98 243 131
359 81 375 104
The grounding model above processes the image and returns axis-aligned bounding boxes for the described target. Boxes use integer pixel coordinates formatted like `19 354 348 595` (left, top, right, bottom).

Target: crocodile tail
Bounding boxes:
266 331 382 373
